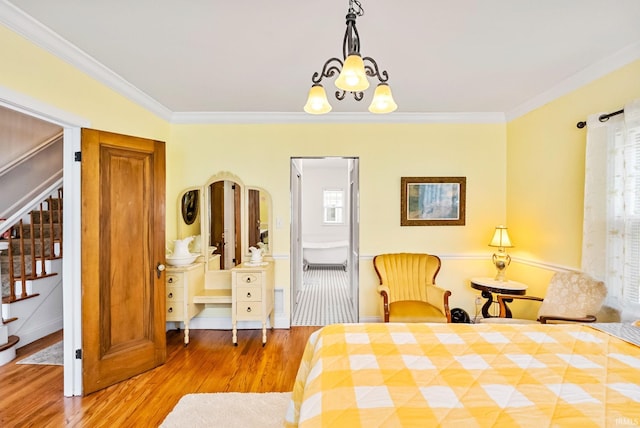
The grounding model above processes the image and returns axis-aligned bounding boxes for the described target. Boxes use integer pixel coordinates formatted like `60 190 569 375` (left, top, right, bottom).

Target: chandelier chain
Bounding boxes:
349 0 364 16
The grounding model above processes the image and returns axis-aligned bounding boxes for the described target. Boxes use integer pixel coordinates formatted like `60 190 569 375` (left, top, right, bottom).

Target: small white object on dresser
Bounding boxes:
231 261 275 346
166 262 205 345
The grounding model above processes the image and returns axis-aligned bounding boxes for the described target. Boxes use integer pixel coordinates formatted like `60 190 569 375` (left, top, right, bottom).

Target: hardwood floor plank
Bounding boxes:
0 326 320 427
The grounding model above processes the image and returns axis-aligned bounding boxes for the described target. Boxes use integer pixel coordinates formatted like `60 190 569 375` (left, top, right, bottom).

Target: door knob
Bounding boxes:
156 263 166 279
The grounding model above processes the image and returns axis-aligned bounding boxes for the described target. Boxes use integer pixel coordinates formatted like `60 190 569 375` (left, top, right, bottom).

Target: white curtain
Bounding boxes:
582 98 640 321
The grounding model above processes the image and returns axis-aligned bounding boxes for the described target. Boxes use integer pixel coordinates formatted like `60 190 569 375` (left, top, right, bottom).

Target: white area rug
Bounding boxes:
17 341 63 366
160 392 291 428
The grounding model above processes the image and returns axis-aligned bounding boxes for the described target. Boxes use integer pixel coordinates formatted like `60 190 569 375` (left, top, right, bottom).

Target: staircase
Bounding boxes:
0 189 63 366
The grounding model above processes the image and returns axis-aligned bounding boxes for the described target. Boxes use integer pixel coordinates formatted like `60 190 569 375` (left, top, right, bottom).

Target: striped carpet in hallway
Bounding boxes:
292 266 356 326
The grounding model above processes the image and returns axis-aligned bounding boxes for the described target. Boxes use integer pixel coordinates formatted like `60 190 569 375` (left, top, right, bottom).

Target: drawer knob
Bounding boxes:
246 277 251 283
168 277 174 283
246 292 251 298
168 292 173 298
168 307 173 313
246 307 252 313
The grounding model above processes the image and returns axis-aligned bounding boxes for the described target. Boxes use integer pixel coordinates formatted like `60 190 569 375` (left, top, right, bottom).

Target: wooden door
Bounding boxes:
210 181 225 264
81 128 166 395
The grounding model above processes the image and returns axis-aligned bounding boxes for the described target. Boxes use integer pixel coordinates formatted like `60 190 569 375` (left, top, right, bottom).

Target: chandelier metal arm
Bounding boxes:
334 90 364 101
363 57 389 83
311 57 344 85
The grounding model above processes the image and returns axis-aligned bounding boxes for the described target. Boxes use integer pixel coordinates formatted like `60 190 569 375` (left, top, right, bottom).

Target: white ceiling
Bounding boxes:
4 0 640 120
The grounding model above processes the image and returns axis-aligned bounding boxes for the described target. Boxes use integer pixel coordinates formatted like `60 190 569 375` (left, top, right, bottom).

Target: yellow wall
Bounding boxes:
506 59 640 316
0 26 169 140
5 21 639 322
168 123 507 318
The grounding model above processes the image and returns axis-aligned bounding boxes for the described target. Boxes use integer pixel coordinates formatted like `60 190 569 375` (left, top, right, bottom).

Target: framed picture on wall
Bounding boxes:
401 177 466 226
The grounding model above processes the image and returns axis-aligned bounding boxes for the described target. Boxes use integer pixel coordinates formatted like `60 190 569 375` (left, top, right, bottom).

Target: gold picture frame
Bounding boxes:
401 177 466 226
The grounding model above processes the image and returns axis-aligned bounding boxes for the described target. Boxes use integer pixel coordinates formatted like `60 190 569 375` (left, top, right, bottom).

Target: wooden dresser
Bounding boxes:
231 261 275 346
165 262 205 345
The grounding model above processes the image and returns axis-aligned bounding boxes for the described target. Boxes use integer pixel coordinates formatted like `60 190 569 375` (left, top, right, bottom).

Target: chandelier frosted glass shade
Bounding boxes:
368 83 397 114
335 54 370 92
303 84 332 114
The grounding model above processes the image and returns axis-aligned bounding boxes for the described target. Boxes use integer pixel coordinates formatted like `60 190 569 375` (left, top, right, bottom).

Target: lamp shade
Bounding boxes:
368 83 398 113
489 225 513 248
303 84 332 114
335 54 370 92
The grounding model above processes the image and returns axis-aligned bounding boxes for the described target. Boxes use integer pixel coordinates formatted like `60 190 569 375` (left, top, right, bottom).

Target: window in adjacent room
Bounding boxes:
323 189 344 224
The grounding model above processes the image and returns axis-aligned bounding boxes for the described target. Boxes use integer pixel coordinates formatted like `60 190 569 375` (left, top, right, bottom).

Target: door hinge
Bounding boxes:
75 349 82 359
74 151 82 162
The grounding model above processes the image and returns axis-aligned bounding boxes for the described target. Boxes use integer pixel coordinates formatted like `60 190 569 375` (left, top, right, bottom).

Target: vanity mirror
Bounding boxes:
175 172 272 272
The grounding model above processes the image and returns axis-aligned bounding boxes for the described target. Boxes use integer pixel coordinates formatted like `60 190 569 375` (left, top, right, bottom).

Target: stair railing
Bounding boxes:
2 188 63 302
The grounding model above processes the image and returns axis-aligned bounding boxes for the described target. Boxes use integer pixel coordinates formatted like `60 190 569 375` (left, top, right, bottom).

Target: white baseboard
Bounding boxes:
358 316 382 323
14 316 63 348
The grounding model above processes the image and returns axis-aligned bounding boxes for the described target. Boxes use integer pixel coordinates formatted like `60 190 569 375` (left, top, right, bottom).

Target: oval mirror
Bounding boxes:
181 189 199 225
176 187 203 256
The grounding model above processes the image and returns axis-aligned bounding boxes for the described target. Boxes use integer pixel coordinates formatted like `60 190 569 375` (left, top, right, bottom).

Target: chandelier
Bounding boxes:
303 0 397 115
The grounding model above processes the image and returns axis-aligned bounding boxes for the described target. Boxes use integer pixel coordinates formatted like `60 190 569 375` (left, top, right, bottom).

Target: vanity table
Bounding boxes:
165 262 205 345
173 171 274 344
231 260 275 346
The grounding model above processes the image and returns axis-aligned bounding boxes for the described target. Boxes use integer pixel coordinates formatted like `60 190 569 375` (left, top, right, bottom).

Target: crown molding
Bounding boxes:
506 40 640 121
0 1 173 121
4 1 636 126
170 111 506 125
0 2 505 126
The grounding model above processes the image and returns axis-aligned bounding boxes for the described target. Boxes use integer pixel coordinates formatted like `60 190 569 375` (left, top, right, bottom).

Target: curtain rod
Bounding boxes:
576 108 624 129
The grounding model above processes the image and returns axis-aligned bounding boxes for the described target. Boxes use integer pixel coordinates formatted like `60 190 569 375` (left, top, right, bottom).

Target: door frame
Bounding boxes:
290 157 360 323
0 86 89 396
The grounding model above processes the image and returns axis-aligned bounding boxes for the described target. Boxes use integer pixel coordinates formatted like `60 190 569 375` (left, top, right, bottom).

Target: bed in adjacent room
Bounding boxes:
284 322 640 427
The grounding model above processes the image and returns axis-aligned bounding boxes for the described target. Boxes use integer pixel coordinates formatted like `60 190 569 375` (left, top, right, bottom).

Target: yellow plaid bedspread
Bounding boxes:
284 322 640 427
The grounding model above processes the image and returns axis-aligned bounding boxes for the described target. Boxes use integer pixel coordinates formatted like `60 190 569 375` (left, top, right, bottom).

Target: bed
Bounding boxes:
284 322 640 427
302 240 349 271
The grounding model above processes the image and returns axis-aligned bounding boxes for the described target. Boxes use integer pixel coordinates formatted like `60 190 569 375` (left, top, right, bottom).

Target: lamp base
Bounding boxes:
492 252 511 282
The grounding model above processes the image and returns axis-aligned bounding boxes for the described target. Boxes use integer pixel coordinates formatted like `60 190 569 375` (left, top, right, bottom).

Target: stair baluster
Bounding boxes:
37 203 47 275
57 188 63 257
7 226 16 302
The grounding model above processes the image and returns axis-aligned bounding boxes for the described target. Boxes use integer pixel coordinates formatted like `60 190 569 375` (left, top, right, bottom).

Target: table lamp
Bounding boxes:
489 225 513 281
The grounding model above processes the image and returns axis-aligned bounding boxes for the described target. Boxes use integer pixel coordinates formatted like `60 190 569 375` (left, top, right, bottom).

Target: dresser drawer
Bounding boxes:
166 274 182 286
236 302 262 317
237 285 261 302
166 286 182 302
237 272 261 286
166 303 183 321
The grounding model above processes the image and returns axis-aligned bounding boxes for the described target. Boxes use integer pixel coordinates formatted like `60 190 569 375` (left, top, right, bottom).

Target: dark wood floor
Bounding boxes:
0 326 320 427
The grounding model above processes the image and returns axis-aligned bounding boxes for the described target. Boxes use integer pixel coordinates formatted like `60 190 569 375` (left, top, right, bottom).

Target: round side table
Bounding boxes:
470 277 528 318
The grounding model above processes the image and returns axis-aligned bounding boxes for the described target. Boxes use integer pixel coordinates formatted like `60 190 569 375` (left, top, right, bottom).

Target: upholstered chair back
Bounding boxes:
538 271 607 319
374 253 441 304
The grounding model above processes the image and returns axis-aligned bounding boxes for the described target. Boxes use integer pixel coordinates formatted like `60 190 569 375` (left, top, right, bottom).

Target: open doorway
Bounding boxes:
290 157 359 326
0 87 87 396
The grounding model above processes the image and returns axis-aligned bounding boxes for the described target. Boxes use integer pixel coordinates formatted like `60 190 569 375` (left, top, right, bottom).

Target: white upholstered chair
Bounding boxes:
482 271 606 324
